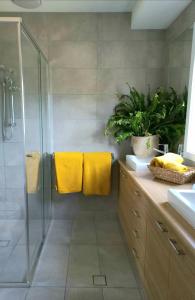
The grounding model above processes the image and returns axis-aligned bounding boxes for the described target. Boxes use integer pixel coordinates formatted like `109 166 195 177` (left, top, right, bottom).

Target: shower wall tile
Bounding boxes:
0 143 4 166
49 41 97 68
0 167 5 188
5 166 25 189
4 143 24 166
146 41 166 68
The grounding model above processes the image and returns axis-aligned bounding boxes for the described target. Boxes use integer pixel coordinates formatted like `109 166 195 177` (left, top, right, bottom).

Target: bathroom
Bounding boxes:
0 0 195 299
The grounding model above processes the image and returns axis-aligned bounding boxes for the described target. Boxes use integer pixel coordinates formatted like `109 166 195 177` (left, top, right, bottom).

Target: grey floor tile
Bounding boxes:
94 212 118 222
67 245 100 287
46 220 72 245
98 245 138 287
71 219 96 244
0 245 27 282
33 244 69 286
0 288 27 300
66 288 103 300
26 287 65 300
95 221 123 245
103 288 141 300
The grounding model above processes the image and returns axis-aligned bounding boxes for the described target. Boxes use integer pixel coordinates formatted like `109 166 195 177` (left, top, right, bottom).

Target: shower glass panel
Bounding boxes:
0 18 52 286
41 56 52 235
0 21 27 284
21 29 44 272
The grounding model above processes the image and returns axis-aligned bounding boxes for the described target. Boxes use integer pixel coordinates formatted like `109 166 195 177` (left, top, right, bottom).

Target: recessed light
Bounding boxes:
11 0 42 9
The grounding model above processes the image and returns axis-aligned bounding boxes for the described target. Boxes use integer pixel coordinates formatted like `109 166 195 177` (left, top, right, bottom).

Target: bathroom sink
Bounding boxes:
168 189 195 228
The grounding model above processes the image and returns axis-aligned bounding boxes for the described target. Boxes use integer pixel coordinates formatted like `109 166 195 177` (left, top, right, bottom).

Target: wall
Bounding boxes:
1 12 166 219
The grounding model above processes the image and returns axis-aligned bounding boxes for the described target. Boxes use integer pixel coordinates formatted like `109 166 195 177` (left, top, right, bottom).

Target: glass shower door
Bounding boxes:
21 30 44 271
41 55 52 235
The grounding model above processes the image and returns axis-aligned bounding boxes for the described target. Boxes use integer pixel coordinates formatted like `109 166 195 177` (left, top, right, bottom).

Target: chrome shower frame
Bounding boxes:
0 17 50 288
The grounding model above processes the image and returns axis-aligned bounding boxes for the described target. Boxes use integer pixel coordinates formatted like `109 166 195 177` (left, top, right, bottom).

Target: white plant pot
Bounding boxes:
131 135 159 158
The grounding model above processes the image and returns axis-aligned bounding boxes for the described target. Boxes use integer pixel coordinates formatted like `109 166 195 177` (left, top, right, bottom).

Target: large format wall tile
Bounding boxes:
51 68 97 94
50 41 97 68
46 13 98 41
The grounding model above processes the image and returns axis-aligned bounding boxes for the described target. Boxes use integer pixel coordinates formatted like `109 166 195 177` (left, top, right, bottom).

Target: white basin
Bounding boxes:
168 189 195 228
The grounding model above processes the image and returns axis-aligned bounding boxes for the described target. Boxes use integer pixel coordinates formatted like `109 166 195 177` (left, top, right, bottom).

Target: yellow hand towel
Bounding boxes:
150 152 189 173
83 152 112 196
26 152 41 194
54 152 83 194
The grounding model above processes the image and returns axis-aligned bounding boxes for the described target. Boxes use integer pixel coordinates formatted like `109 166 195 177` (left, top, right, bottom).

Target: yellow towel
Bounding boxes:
83 152 112 196
26 152 41 194
54 152 83 194
150 152 189 173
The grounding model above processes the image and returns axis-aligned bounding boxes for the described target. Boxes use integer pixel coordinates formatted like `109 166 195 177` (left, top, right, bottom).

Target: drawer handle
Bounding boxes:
132 229 139 238
155 220 168 233
120 170 127 179
134 190 140 197
132 248 138 258
168 238 185 256
131 209 140 218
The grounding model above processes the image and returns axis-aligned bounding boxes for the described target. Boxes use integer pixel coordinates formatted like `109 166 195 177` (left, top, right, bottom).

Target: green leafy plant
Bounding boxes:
105 84 187 151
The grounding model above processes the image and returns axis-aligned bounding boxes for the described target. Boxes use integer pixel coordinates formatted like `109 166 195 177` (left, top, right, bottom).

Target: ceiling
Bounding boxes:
0 0 137 13
0 0 192 29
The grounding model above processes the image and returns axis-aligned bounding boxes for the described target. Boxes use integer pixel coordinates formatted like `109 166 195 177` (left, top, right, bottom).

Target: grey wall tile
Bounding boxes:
53 94 97 121
97 69 146 94
46 13 98 41
146 41 166 68
100 41 147 68
5 166 25 189
145 68 166 91
51 68 97 94
0 167 5 188
96 94 118 120
50 41 97 68
67 244 100 287
4 142 24 166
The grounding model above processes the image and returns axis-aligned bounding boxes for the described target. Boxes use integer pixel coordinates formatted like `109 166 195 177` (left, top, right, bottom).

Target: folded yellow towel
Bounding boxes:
83 152 112 196
26 152 41 194
54 152 83 194
150 153 189 173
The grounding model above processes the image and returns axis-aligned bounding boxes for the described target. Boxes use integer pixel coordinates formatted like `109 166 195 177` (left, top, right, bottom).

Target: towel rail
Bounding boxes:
52 152 114 161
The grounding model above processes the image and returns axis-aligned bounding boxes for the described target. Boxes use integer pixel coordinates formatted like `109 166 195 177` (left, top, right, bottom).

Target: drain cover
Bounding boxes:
93 275 107 286
0 240 10 247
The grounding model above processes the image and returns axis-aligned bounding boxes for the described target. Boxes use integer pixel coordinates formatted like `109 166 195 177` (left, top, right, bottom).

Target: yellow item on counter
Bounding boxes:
83 152 112 196
54 152 83 194
150 152 189 173
26 152 41 193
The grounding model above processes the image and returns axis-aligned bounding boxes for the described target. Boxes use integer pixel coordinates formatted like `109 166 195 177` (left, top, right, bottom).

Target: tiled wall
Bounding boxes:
166 28 192 93
19 13 166 217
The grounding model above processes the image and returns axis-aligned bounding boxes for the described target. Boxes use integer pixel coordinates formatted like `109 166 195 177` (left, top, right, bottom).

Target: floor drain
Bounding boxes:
93 275 107 286
0 240 10 247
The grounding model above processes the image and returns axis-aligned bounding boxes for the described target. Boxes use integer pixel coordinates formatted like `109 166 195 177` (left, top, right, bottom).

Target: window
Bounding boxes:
184 23 195 162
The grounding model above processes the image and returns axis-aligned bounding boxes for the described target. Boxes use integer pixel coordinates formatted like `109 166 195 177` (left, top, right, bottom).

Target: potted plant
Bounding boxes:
105 85 187 158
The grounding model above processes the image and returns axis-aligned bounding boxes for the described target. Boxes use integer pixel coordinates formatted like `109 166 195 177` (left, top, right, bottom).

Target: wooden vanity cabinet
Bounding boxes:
118 162 195 300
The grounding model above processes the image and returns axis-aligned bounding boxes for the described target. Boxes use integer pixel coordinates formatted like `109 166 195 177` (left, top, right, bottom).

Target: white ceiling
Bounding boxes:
131 0 192 29
0 0 137 13
0 0 192 29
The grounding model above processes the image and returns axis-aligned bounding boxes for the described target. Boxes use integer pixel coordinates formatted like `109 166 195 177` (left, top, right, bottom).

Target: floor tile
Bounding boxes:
98 245 137 287
33 244 69 286
26 287 65 300
67 245 100 287
0 245 27 282
71 219 96 244
0 288 27 300
103 288 142 300
46 220 72 245
95 220 123 245
94 212 118 222
66 288 103 300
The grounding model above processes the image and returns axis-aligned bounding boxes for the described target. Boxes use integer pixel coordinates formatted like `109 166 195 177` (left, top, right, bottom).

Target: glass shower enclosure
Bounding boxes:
0 17 52 286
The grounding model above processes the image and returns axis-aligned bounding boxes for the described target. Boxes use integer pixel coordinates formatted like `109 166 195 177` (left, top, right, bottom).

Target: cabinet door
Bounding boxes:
168 237 195 300
145 217 171 300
